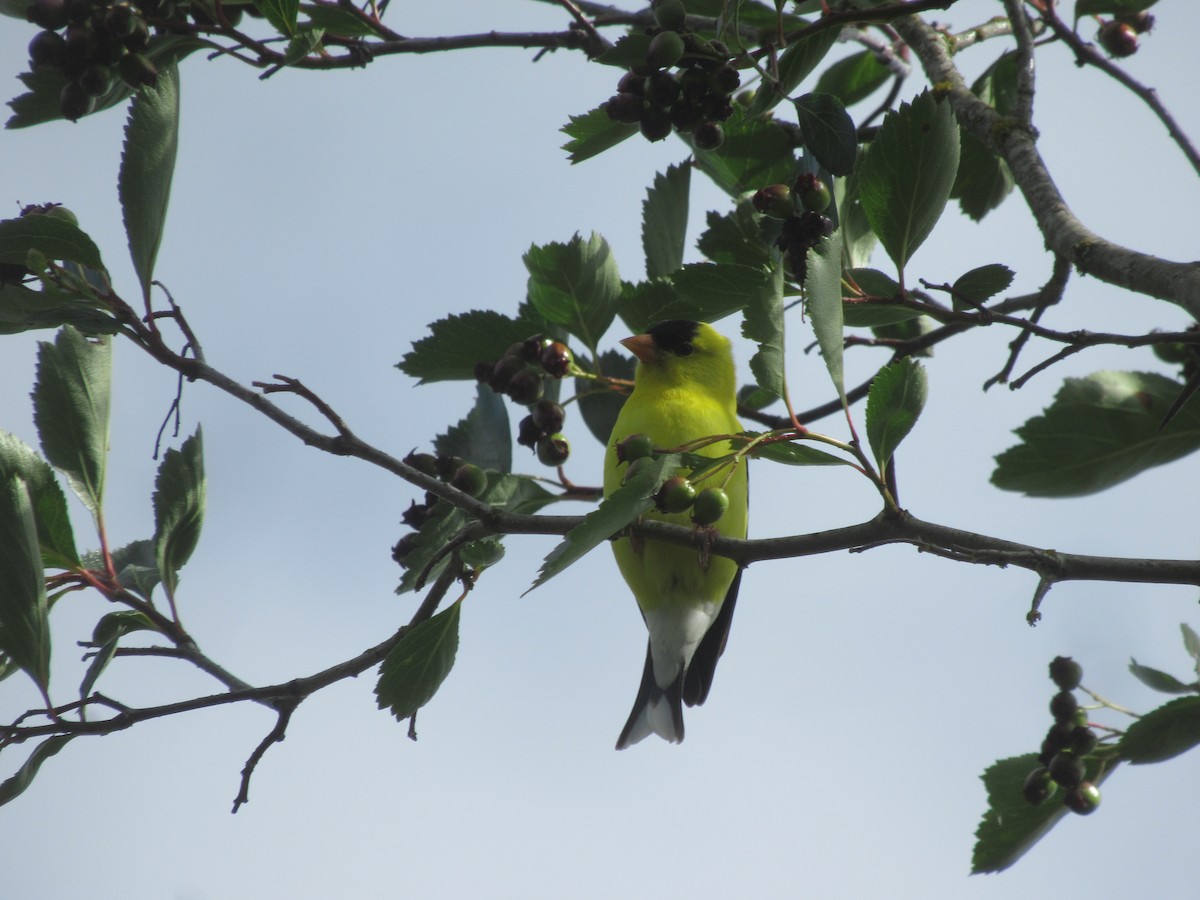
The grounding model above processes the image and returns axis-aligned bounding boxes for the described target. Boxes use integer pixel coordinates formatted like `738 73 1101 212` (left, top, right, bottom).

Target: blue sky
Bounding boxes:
3 2 1200 897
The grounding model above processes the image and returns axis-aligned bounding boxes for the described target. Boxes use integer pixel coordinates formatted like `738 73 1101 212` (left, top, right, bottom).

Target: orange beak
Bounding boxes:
620 333 658 364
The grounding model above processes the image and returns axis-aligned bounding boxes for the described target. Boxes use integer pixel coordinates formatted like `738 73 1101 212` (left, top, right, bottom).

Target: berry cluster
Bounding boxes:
475 335 573 468
1022 656 1103 816
603 0 740 150
1097 11 1154 58
391 452 488 569
754 173 834 283
0 203 78 286
614 433 730 526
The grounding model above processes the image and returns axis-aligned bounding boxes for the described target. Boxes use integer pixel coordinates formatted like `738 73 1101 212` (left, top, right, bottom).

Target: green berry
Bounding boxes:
1048 656 1083 690
537 433 570 467
656 476 696 514
460 538 505 568
402 451 439 478
646 30 685 69
451 463 488 498
25 249 48 273
752 184 794 219
623 455 653 484
42 205 78 227
616 433 655 465
794 172 832 213
691 486 729 525
1022 767 1057 805
651 0 686 32
1064 781 1101 815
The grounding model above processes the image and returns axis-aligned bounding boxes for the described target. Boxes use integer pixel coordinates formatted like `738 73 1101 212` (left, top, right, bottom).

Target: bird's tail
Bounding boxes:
615 643 684 750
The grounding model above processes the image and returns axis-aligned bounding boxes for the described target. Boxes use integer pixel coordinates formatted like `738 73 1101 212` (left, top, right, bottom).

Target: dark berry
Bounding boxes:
434 454 463 482
1039 721 1074 766
669 101 703 132
646 30 685 69
28 0 70 29
506 368 545 405
655 476 696 514
752 184 794 219
29 30 66 68
616 70 645 95
473 360 494 383
487 355 525 393
451 463 488 498
640 107 673 142
59 81 94 121
708 40 730 59
1097 20 1138 57
691 486 730 525
700 94 734 121
401 501 430 529
606 92 645 125
536 433 570 467
1050 690 1078 723
539 341 573 377
1048 752 1085 788
517 414 543 449
104 2 137 36
692 121 724 150
1116 10 1154 33
519 334 545 361
63 24 97 70
123 16 150 50
531 399 565 434
1048 656 1083 690
79 63 113 96
391 533 419 565
1063 781 1101 815
1070 726 1098 755
652 0 686 32
1022 766 1057 805
644 70 681 108
710 63 741 94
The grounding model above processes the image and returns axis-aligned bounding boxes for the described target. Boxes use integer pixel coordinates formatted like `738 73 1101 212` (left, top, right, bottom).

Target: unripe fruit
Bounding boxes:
506 368 545 405
1115 10 1154 33
537 433 570 467
1050 690 1078 723
1048 752 1085 788
29 29 66 68
623 455 653 484
652 0 686 32
691 486 730 525
26 249 48 273
1097 20 1138 58
402 451 439 478
692 120 724 150
1049 655 1083 690
434 454 464 482
1022 766 1057 805
539 341 573 377
451 463 488 498
646 30 685 69
752 184 794 219
606 93 645 124
531 399 565 434
794 172 832 213
616 433 654 465
461 538 504 568
1064 781 1101 815
656 476 696 514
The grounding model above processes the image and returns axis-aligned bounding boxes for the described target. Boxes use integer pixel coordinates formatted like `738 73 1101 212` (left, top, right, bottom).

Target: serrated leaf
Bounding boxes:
972 753 1113 873
561 105 638 164
736 436 850 466
434 385 512 474
618 279 679 335
0 215 105 272
0 736 74 808
794 92 857 176
1075 0 1157 16
280 27 325 67
594 31 652 68
0 476 51 691
1128 659 1196 695
866 358 928 470
153 428 204 603
697 201 773 268
32 327 111 516
992 371 1200 497
375 600 461 721
0 280 119 336
93 539 161 601
459 538 505 568
842 267 918 327
952 130 1014 221
748 21 839 116
814 49 892 107
1182 623 1200 666
299 3 383 35
119 60 179 305
859 90 959 280
398 309 546 384
1119 695 1200 763
667 262 768 323
643 163 691 280
0 432 78 569
252 0 298 34
687 108 795 197
954 263 1014 306
742 255 786 398
834 161 876 269
525 233 621 354
576 350 634 446
804 236 844 402
79 610 157 703
528 454 680 593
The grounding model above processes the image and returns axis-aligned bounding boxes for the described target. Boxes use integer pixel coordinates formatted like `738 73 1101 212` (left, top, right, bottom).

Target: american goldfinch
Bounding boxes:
603 320 748 748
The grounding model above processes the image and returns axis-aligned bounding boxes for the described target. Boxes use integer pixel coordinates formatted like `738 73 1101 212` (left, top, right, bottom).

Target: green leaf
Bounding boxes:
748 22 839 116
280 27 325 67
594 31 652 68
667 262 769 323
794 92 857 176
804 236 845 402
742 255 786 398
0 476 51 691
1118 695 1200 763
842 267 919 327
834 161 877 269
737 437 851 467
79 610 157 702
0 0 31 17
953 263 1014 306
972 753 1113 873
0 736 74 808
33 328 111 516
687 107 796 197
0 280 119 336
434 385 512 474
576 350 634 446
119 60 179 305
375 600 461 721
866 358 928 470
524 233 621 354
398 309 546 384
1182 623 1200 667
617 279 679 335
814 49 892 107
992 371 1200 497
697 201 773 268
0 432 78 569
1128 659 1197 695
528 453 680 593
859 90 960 280
1075 0 1158 16
642 163 691 280
153 428 205 604
561 105 638 164
252 0 298 35
299 3 383 35
0 215 106 272
93 539 161 601
952 130 1014 221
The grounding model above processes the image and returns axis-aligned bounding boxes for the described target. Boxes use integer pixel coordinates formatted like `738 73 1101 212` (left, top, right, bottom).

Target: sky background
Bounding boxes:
3 1 1200 897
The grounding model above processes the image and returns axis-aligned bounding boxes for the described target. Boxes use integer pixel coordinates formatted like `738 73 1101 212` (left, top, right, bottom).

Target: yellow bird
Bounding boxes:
603 320 748 748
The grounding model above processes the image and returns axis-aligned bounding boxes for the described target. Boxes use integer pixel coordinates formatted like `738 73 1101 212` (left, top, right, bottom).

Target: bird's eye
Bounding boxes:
647 319 699 356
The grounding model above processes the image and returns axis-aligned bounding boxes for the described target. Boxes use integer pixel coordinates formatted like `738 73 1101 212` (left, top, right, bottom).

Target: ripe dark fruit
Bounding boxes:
28 0 70 29
1050 690 1079 723
105 2 137 36
606 93 645 125
391 533 419 566
118 52 159 88
692 121 724 150
539 341 573 377
1022 767 1057 805
519 334 544 361
1039 722 1074 766
79 64 114 97
29 29 67 69
710 63 741 94
616 70 645 95
646 30 685 69
451 463 488 498
640 108 673 142
1097 20 1138 58
1048 752 1085 789
59 81 94 122
487 355 525 393
616 433 654 465
1116 10 1154 33
63 25 98 69
1070 725 1098 755
1049 655 1083 690
669 101 703 132
652 0 686 32
473 360 494 383
537 433 570 467
531 399 565 434
1064 781 1101 815
753 184 794 219
124 17 150 51
656 476 696 514
506 368 545 405
691 486 730 526
795 172 832 213
644 71 681 108
517 414 542 449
